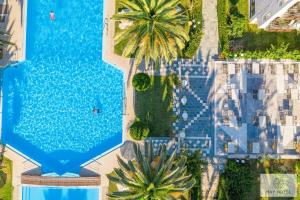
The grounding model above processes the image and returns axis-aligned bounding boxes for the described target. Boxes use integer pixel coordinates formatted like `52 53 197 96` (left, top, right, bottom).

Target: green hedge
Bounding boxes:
132 73 151 92
217 160 254 200
182 150 204 200
229 43 300 60
217 0 230 58
129 120 150 140
236 31 300 51
183 0 203 58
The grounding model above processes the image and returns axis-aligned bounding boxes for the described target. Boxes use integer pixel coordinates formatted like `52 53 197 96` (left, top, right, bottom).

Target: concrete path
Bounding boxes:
197 0 219 68
1 145 40 200
197 0 219 199
201 163 220 200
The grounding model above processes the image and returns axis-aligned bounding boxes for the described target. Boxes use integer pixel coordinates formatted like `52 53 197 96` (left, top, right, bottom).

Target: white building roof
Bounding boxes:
250 0 299 29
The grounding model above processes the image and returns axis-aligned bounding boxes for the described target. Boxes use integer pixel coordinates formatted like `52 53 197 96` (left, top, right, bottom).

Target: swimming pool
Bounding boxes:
22 186 100 200
1 0 124 174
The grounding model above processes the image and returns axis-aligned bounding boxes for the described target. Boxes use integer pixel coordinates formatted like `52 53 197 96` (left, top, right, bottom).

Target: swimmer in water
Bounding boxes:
50 11 55 21
92 107 100 115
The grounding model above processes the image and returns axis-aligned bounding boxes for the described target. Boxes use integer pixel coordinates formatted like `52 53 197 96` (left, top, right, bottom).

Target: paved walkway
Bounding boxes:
197 0 219 66
197 0 219 198
1 145 40 200
201 162 221 200
0 0 26 67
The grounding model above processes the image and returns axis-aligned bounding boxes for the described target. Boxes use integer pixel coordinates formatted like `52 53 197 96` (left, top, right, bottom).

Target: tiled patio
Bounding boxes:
214 61 300 157
171 59 214 158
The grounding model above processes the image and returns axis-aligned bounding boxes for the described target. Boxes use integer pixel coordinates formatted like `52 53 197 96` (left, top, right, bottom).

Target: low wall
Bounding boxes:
21 175 101 186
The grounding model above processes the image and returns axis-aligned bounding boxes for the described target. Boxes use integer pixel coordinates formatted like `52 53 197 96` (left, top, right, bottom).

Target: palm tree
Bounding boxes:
113 0 189 68
107 142 195 199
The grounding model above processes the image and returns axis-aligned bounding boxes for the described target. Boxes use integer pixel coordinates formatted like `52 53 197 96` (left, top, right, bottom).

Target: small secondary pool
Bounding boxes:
22 186 100 200
1 0 124 174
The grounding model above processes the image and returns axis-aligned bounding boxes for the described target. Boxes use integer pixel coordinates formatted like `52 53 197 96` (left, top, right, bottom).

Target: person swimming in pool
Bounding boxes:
50 11 55 21
92 107 100 115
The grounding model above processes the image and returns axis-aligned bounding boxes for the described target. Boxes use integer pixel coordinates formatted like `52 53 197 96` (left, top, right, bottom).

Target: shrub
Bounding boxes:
129 120 150 140
183 0 203 58
181 149 205 200
217 160 254 200
228 15 246 38
0 171 6 188
132 73 151 92
230 43 300 60
217 0 230 57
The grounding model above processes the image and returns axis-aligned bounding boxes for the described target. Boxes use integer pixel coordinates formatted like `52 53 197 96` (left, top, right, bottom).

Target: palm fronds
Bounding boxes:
107 142 196 199
113 0 189 68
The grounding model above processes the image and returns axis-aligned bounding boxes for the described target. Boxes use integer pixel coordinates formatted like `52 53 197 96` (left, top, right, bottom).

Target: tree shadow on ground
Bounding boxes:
134 75 178 137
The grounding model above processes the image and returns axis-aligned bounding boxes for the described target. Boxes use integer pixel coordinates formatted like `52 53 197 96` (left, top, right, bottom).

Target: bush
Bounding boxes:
217 0 230 57
217 160 254 200
181 149 205 200
0 171 6 188
228 15 246 38
129 120 150 140
182 0 203 58
230 43 300 60
132 73 151 92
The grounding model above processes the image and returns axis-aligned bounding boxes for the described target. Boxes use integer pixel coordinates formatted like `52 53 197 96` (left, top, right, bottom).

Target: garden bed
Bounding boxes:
134 75 177 137
217 159 300 200
0 157 13 200
217 0 300 59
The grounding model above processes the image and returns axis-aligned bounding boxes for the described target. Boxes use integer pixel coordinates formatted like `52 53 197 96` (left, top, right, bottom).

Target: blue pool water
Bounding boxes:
22 186 99 200
2 0 124 174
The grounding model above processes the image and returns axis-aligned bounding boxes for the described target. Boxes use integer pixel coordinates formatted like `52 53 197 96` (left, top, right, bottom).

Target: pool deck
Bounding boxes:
0 0 26 66
2 145 40 200
83 0 137 198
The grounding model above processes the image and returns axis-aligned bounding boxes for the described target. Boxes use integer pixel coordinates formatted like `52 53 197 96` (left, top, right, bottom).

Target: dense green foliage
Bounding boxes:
217 160 254 200
132 73 151 92
182 150 204 200
238 31 300 51
230 43 300 60
129 120 150 140
182 0 203 58
113 0 189 67
217 159 300 199
0 157 12 200
107 142 196 199
217 0 300 59
115 0 203 60
217 0 230 57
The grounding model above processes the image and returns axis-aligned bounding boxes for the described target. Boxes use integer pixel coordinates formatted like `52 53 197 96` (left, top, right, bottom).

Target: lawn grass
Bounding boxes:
249 159 297 200
218 159 299 200
0 157 13 200
134 75 177 137
218 0 300 58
